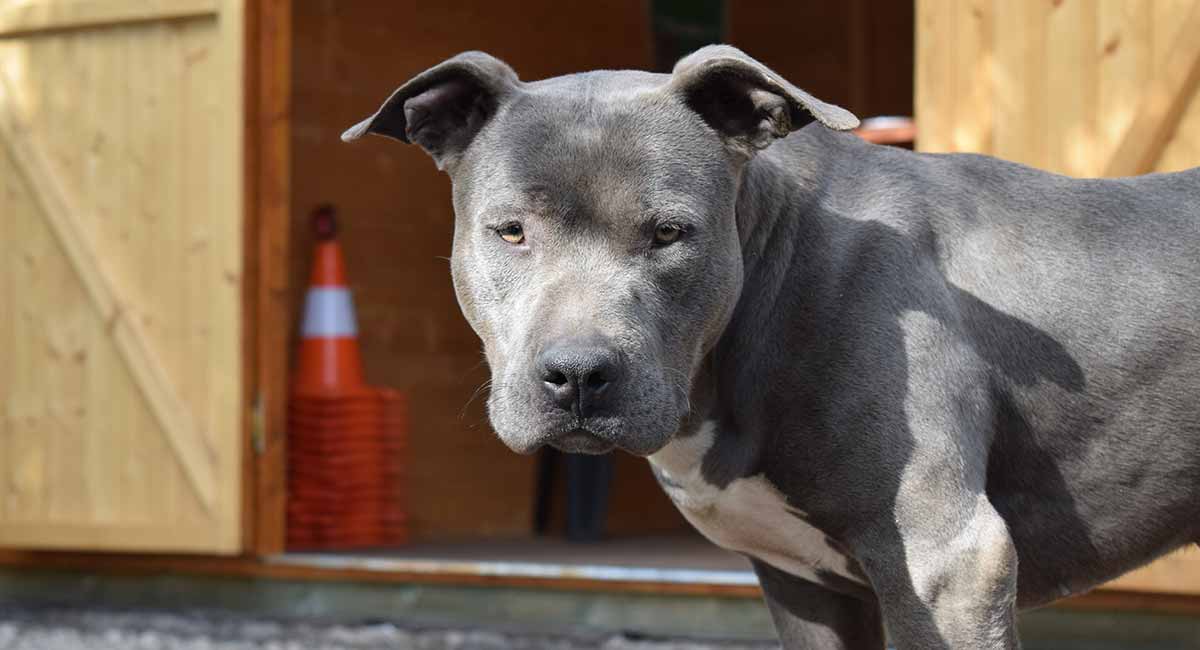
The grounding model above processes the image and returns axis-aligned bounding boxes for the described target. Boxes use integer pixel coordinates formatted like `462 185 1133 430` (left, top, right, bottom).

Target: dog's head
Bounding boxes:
344 46 857 456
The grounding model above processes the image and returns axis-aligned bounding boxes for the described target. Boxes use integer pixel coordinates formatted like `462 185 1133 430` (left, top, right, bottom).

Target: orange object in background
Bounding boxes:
292 205 369 398
854 116 916 147
287 206 408 550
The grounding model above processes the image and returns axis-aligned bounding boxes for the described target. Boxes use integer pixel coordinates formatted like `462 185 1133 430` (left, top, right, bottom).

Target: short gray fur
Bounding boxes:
344 45 1200 649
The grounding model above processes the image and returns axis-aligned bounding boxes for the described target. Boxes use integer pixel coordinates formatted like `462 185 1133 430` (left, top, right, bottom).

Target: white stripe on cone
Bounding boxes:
302 287 358 337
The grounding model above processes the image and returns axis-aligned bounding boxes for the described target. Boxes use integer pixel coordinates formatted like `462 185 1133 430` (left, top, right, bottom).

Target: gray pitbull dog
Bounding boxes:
344 46 1200 649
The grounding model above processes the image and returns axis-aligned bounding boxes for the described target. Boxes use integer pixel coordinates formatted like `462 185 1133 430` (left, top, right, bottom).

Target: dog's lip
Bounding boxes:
549 428 615 455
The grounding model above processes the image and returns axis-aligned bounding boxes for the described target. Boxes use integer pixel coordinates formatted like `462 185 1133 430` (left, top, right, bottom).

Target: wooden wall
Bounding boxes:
728 0 914 119
916 0 1200 176
290 1 914 543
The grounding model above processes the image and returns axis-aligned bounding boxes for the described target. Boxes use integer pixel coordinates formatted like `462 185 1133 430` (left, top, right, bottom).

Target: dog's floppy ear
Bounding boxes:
670 45 859 157
341 51 520 170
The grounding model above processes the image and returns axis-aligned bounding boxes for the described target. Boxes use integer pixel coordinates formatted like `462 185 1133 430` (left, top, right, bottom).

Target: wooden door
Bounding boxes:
0 0 244 553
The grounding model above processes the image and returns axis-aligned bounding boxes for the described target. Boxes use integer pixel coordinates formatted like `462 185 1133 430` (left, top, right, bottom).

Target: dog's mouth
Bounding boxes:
486 367 686 457
548 428 616 455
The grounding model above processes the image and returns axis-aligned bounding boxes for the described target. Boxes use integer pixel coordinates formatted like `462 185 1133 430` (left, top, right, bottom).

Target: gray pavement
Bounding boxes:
0 608 775 650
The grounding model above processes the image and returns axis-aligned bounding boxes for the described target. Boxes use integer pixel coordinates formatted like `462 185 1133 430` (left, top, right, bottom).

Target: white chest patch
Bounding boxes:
648 422 866 587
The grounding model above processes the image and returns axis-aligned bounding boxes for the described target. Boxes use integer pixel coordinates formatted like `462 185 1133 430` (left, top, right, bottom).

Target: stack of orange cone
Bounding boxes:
286 206 409 550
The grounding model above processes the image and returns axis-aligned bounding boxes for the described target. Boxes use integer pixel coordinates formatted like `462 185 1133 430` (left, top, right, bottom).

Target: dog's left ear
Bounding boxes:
670 45 858 157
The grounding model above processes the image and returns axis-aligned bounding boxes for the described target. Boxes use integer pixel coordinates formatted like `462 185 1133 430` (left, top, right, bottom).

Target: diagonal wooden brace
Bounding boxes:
0 68 217 512
1104 3 1200 177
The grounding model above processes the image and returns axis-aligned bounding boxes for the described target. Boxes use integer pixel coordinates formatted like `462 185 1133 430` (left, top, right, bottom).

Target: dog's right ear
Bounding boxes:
341 51 520 170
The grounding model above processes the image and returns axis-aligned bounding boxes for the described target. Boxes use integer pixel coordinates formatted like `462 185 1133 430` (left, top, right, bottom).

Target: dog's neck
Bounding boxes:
680 126 860 481
734 126 839 298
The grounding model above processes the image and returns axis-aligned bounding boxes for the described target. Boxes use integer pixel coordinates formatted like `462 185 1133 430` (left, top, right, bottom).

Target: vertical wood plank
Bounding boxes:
992 0 1036 164
846 0 867 113
1155 99 1200 172
1045 0 1098 176
1027 0 1051 167
43 148 89 523
951 0 994 153
0 143 13 525
248 0 293 555
0 50 18 527
219 0 245 550
1095 0 1152 170
1103 1 1200 176
915 0 956 152
83 302 117 523
1152 0 1193 67
0 135 8 526
122 22 174 525
176 17 213 525
1152 0 1200 172
7 147 48 522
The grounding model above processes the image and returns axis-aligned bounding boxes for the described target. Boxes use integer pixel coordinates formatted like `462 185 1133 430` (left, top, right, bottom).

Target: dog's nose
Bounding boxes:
537 339 621 417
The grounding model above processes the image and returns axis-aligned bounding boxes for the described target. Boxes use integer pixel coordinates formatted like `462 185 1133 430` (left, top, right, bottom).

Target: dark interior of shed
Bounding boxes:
285 0 914 567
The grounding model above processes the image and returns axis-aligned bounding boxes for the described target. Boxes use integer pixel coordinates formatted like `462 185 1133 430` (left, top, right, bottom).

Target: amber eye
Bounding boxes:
497 222 525 244
653 223 684 246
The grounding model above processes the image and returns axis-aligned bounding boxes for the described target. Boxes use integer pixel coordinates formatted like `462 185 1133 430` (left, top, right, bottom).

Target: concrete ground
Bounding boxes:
0 608 774 650
1 570 1197 649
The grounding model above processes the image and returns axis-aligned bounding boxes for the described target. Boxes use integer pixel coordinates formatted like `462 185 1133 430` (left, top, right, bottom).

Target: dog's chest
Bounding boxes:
648 423 866 587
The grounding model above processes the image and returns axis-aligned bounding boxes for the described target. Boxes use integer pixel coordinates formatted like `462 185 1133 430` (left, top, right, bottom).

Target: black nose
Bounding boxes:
537 338 621 417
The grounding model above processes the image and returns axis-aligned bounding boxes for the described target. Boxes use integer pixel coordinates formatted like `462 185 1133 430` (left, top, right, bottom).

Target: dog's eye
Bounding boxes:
653 223 684 246
497 222 525 244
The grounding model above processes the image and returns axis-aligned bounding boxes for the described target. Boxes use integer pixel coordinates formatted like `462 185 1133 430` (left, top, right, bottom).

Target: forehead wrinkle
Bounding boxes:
482 84 728 229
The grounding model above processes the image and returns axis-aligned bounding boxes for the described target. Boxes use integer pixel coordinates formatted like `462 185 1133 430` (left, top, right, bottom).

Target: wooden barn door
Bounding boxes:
915 0 1200 178
0 0 245 553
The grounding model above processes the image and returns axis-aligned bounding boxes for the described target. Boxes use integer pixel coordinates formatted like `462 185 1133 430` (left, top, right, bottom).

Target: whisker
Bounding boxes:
662 366 694 413
459 379 493 420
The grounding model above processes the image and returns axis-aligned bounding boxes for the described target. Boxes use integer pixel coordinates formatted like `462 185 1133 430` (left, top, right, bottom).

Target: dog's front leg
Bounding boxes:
752 559 885 649
860 493 1020 650
845 320 1021 648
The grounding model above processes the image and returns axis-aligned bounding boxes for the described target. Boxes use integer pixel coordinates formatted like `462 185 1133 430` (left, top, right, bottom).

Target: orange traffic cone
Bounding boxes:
286 205 410 550
292 205 368 398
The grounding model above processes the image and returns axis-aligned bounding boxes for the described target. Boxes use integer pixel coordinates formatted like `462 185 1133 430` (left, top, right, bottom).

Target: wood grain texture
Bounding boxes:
244 0 291 556
916 0 1200 178
914 0 953 152
0 0 217 37
728 0 914 119
1105 546 1200 595
1155 2 1200 172
953 0 995 153
0 0 243 554
1103 1 1200 176
0 70 218 510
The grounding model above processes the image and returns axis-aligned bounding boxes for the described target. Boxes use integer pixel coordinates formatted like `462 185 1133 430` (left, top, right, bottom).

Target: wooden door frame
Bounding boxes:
243 0 292 556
